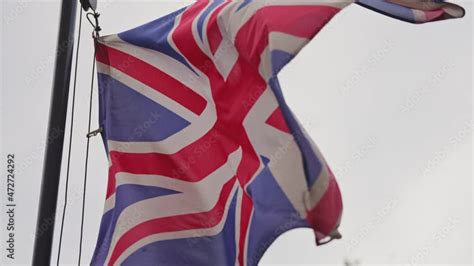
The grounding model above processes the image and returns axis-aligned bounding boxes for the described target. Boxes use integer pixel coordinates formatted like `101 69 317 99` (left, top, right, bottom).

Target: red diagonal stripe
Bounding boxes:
207 1 231 54
96 43 207 116
108 177 237 265
173 0 215 74
238 191 253 266
234 5 341 66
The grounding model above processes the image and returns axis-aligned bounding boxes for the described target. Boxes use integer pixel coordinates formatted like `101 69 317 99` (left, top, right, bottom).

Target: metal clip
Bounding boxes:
87 127 103 138
86 11 101 39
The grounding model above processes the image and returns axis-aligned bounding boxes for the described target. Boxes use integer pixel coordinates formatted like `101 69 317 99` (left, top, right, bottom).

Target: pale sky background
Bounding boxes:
1 0 472 265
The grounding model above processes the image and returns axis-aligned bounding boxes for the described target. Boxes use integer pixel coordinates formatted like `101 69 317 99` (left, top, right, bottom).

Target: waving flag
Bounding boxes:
92 1 464 265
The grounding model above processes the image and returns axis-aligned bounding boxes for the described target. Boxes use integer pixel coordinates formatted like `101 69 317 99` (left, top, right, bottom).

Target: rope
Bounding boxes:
78 51 96 266
56 6 101 265
56 7 83 266
78 10 101 266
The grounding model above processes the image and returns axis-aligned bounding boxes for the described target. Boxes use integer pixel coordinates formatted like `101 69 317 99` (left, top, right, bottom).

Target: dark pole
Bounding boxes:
33 0 77 265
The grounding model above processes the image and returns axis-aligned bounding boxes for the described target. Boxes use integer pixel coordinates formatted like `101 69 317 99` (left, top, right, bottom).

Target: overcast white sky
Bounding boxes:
1 0 472 265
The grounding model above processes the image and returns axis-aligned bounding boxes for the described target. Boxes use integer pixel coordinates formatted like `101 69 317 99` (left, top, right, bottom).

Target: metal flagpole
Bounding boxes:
32 0 77 264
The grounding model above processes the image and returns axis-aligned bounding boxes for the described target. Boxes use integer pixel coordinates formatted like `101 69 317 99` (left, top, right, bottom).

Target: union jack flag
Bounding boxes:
92 1 464 265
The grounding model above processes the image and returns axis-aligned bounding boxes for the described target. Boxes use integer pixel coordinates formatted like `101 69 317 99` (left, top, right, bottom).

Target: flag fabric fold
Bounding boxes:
357 0 465 23
92 1 464 265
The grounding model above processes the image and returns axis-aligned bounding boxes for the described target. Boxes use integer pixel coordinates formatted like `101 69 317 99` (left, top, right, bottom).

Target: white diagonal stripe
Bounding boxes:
104 147 242 264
